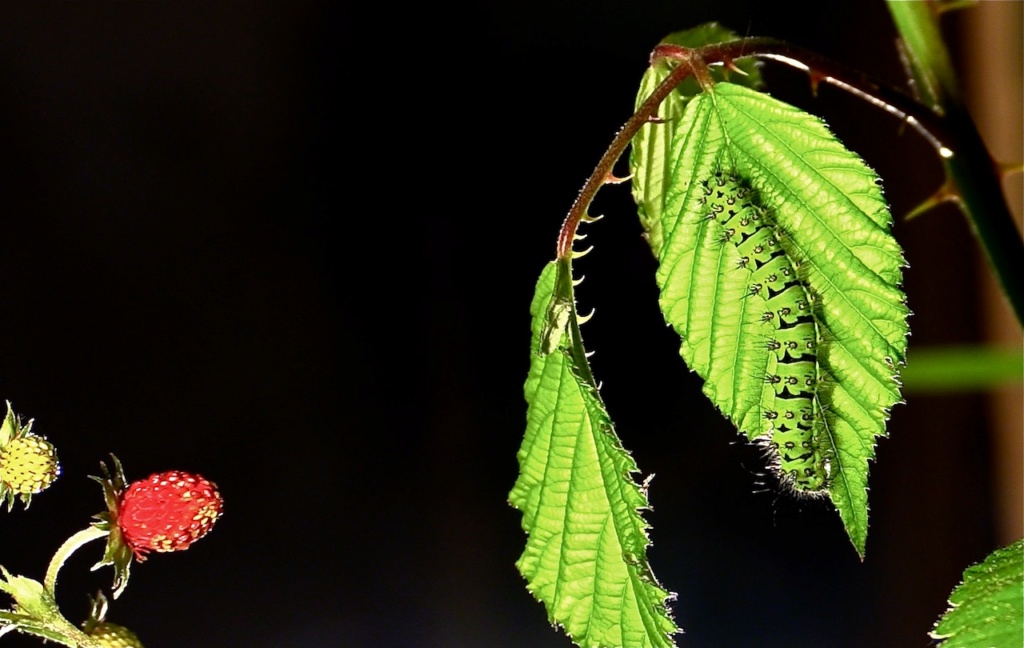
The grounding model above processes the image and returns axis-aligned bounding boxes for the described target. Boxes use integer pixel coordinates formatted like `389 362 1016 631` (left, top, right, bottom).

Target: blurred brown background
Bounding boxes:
0 1 1018 646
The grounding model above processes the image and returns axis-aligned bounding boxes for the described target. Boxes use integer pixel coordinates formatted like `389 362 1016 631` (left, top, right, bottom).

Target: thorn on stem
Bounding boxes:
604 172 633 185
997 161 1024 178
572 245 594 259
808 71 826 98
896 117 909 137
904 177 961 220
724 59 749 77
936 0 977 15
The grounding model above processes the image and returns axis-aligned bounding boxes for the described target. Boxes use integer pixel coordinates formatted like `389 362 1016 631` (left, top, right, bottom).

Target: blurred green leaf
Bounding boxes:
902 346 1022 392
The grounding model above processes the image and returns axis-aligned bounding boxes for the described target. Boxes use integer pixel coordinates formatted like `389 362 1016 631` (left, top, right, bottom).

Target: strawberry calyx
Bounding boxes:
90 456 135 597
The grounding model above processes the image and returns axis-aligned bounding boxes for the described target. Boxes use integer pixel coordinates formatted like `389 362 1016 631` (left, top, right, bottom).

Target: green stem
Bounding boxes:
44 526 109 596
0 611 98 648
884 0 1023 325
886 0 959 107
942 107 1024 323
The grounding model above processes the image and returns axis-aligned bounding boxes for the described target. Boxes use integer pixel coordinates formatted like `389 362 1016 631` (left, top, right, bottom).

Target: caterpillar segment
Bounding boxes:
701 169 831 494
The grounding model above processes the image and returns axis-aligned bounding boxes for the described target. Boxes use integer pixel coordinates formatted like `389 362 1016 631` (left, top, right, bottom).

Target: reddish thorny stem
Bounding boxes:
555 37 957 261
555 52 698 260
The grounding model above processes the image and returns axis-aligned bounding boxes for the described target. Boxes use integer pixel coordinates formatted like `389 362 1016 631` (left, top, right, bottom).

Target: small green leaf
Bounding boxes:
510 261 677 648
630 81 909 555
0 569 52 618
931 539 1024 648
0 568 98 647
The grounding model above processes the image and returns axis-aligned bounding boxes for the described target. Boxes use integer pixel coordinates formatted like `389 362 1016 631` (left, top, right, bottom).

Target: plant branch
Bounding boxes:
44 526 109 597
886 0 959 109
555 36 1023 323
558 37 953 258
883 0 1023 325
555 52 698 259
654 39 955 153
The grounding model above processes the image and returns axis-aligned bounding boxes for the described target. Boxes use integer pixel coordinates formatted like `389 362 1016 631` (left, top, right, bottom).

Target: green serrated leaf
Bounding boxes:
630 81 909 555
510 261 677 648
630 24 763 252
0 569 99 647
931 539 1024 648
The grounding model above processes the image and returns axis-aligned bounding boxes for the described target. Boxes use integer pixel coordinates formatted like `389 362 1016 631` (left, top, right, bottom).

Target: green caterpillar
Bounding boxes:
698 169 831 494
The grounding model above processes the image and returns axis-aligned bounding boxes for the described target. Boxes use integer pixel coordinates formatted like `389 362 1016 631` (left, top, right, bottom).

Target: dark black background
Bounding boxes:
0 2 1012 647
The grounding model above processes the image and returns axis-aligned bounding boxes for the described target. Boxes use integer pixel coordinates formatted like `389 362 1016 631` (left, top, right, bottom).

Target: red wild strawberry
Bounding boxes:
116 470 223 559
91 457 224 595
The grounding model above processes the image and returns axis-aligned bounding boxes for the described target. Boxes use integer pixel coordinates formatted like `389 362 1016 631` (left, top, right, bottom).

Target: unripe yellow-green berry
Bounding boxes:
0 434 59 494
87 622 144 648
